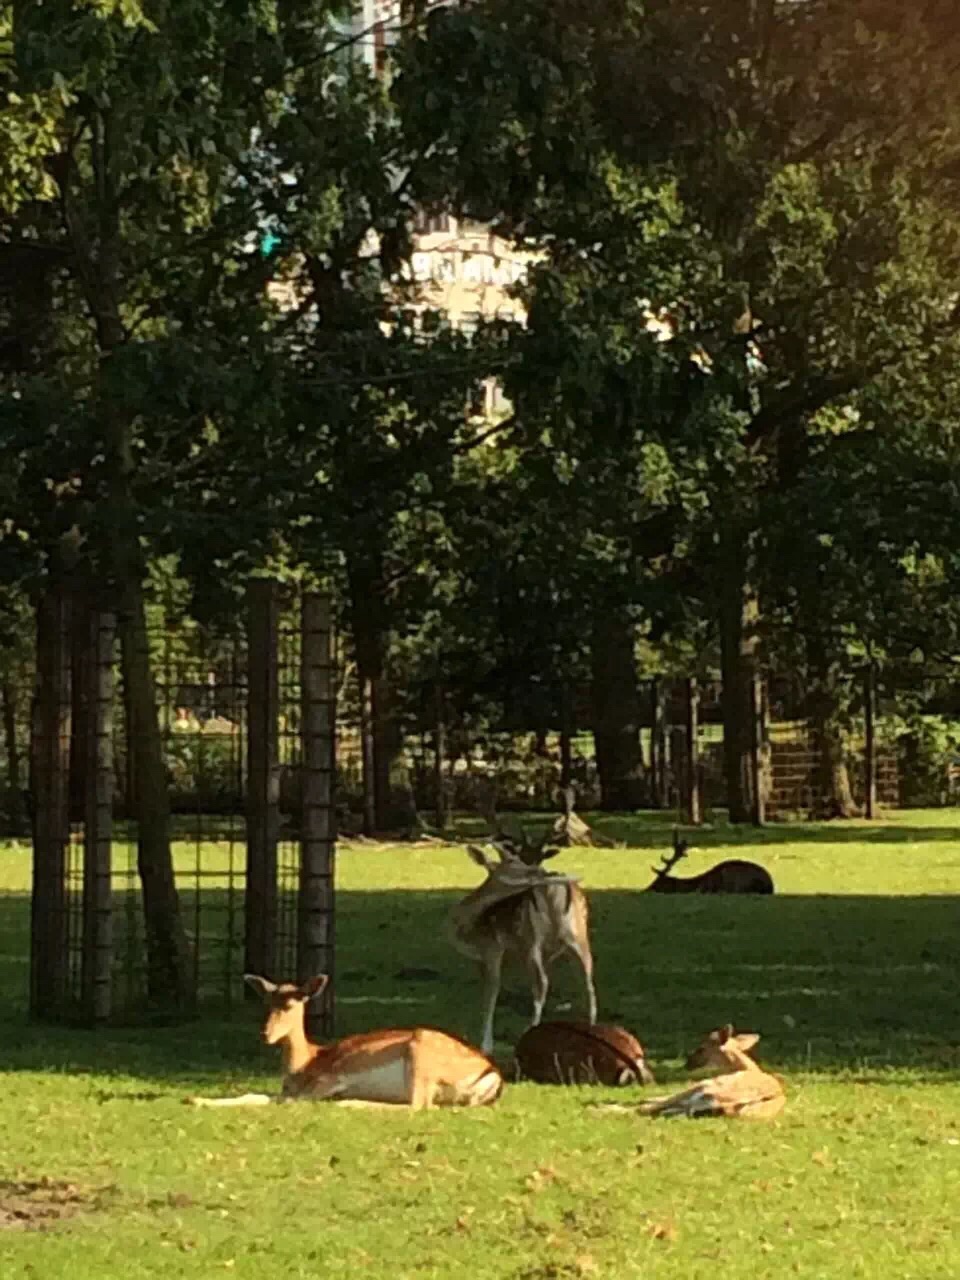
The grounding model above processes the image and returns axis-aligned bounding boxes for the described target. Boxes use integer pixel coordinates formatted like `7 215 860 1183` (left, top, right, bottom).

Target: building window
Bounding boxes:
468 380 487 418
413 208 452 235
373 21 387 75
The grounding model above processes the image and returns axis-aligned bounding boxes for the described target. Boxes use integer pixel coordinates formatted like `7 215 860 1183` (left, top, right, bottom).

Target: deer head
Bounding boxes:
477 785 558 867
684 1024 761 1073
244 974 328 1044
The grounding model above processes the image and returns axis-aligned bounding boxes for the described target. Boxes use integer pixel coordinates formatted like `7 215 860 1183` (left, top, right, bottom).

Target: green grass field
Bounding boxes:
2 809 960 1278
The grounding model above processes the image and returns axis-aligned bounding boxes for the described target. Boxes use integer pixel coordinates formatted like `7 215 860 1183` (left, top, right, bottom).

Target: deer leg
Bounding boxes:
526 948 549 1029
408 1032 435 1110
567 938 597 1025
479 947 504 1055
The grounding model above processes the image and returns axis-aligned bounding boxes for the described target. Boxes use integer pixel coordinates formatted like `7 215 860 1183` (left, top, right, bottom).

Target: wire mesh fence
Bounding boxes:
23 581 336 1027
10 575 960 1026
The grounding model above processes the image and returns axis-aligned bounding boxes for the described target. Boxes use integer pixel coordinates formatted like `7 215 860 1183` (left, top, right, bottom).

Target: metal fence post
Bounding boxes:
245 579 279 982
864 664 877 820
82 608 115 1023
684 677 703 825
299 593 337 1037
30 585 71 1019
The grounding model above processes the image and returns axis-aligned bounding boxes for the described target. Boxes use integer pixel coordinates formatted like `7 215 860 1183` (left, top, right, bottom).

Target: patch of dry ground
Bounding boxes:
0 1177 102 1231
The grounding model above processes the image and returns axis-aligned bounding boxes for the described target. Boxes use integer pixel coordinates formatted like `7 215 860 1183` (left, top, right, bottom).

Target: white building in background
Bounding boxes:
268 0 532 416
350 1 452 76
349 0 533 337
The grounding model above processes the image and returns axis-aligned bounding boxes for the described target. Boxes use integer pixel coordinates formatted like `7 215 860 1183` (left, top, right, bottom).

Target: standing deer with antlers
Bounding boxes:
646 831 774 895
449 834 597 1055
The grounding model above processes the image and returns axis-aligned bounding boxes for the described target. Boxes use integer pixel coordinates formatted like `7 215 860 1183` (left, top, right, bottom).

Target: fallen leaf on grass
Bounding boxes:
648 1221 678 1243
524 1166 560 1193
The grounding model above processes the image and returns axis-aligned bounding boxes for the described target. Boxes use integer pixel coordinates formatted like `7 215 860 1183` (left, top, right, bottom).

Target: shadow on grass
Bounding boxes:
2 884 960 1084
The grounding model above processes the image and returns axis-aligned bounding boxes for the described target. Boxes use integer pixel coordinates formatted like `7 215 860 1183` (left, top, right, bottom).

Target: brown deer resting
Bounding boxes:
646 833 774 895
449 839 597 1055
188 975 503 1110
638 1025 785 1119
514 1020 655 1086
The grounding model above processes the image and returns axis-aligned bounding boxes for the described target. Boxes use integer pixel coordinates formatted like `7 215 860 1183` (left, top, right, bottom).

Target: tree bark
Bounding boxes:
118 575 194 1006
559 680 574 791
60 118 191 1008
432 682 450 834
806 634 858 818
358 675 376 836
347 553 416 832
719 525 765 823
590 607 646 809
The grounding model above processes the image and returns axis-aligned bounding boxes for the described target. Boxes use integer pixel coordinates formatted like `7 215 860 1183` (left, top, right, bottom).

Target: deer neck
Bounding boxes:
280 1019 321 1079
721 1042 759 1074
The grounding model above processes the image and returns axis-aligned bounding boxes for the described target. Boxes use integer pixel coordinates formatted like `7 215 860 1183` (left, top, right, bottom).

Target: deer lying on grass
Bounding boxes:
449 837 597 1055
514 1019 654 1086
188 974 503 1110
638 1025 785 1120
646 832 774 895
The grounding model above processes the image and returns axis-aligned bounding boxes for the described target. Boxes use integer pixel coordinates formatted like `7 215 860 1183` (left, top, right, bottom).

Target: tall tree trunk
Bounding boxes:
432 682 450 834
590 608 646 809
719 525 764 823
371 671 416 830
118 575 193 1006
61 123 191 1008
347 554 416 832
806 634 858 818
100 384 192 1007
559 680 574 791
358 675 376 836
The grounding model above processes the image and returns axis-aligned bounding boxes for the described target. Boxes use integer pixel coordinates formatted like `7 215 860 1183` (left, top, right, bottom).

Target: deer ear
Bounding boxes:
735 1032 760 1053
300 974 329 1002
244 974 276 998
719 1024 734 1044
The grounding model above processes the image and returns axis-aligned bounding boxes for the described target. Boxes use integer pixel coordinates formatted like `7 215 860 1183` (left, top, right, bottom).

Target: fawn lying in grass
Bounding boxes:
638 1025 785 1119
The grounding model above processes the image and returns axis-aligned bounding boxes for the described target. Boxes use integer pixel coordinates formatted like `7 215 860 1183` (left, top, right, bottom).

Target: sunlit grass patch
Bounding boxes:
1 809 960 1277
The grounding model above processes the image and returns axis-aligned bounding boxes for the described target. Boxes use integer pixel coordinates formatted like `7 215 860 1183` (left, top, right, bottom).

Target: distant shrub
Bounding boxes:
896 716 960 807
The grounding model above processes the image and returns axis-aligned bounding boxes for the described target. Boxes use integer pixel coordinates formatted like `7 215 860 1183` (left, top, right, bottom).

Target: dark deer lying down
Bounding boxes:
514 1020 654 1086
638 1024 785 1120
646 832 774 895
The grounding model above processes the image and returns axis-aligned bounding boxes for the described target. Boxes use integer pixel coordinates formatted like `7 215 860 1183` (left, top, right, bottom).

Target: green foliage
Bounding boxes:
895 716 960 808
395 0 960 715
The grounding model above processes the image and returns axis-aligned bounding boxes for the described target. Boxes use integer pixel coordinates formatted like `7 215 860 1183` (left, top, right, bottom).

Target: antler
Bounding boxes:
454 843 581 937
653 828 690 876
477 784 538 862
